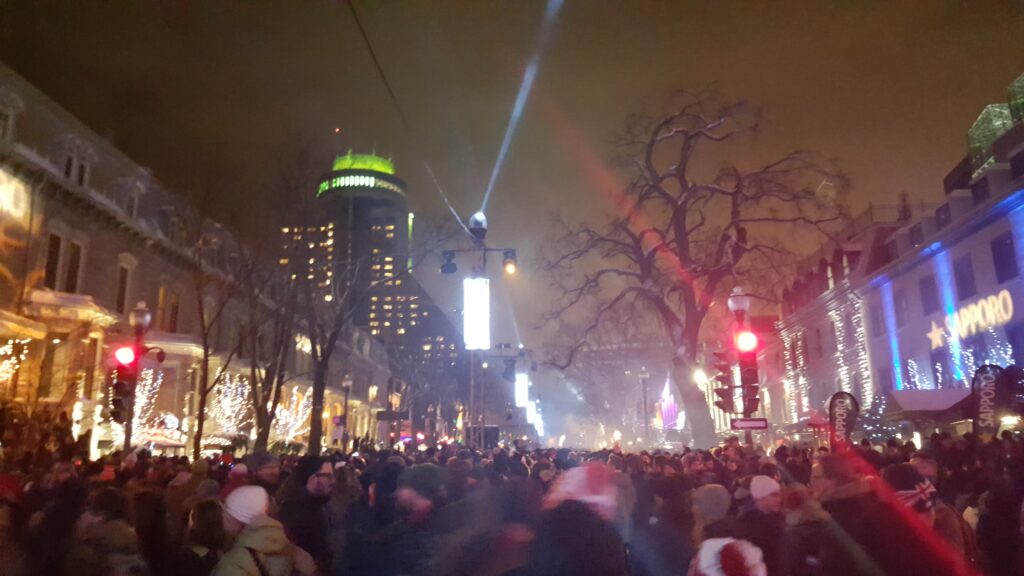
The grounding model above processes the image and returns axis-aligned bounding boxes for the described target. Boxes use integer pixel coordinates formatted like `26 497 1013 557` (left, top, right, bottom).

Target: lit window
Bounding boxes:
397 328 406 335
372 329 379 335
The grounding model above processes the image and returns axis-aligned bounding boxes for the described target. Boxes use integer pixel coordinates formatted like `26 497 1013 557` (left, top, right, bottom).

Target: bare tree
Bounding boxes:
541 90 846 447
189 220 248 460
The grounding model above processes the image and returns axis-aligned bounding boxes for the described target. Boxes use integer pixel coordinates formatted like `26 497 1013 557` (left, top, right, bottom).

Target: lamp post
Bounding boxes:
726 287 756 447
639 367 650 444
124 301 152 453
727 287 752 328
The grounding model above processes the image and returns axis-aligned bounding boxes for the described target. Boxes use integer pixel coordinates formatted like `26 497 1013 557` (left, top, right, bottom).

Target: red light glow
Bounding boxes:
114 346 136 365
736 331 758 352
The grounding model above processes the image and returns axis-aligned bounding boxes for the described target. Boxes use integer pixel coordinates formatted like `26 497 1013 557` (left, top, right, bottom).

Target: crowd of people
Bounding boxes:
0 430 1021 576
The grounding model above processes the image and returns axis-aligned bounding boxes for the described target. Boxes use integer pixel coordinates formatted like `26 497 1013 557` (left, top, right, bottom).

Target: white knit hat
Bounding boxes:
749 475 781 501
224 485 268 525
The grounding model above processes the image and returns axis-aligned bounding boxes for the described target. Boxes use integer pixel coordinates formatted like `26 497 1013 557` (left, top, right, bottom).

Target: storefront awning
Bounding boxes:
891 389 971 412
26 289 119 328
0 309 47 340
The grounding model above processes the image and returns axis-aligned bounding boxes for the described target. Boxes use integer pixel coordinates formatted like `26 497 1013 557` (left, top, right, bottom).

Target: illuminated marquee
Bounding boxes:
928 289 1015 349
317 174 404 196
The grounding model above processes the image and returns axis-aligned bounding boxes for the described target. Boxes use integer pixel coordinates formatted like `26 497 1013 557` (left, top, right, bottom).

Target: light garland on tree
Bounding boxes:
0 339 30 391
273 388 312 442
211 372 252 436
110 368 163 447
860 393 898 442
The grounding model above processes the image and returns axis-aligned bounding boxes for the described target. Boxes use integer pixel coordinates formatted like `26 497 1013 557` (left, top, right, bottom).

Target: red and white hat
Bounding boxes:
690 538 767 576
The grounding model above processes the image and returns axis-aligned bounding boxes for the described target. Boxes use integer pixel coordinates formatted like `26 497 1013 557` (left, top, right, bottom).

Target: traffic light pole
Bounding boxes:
122 324 145 454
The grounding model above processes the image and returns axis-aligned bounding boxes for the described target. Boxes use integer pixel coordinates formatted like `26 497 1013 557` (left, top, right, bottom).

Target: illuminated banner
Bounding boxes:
514 373 529 408
828 391 860 453
463 277 491 350
930 289 1015 349
971 364 1014 440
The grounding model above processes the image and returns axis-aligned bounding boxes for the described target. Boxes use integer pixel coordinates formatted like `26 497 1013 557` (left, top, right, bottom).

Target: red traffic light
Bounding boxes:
114 346 136 365
735 331 758 353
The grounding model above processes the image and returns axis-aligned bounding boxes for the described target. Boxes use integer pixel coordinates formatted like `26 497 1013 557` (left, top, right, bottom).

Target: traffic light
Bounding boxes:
503 250 518 275
440 251 457 274
110 376 132 424
713 387 736 414
712 350 733 387
736 330 760 415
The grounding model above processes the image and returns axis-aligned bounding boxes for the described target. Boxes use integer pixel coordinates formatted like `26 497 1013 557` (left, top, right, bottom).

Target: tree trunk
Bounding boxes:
254 412 271 452
308 363 327 455
671 358 717 448
192 355 209 461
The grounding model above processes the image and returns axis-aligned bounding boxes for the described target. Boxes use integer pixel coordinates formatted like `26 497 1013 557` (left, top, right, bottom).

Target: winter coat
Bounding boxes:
173 545 220 576
735 508 784 576
819 477 972 576
783 495 883 576
277 492 331 572
63 518 147 576
212 516 315 576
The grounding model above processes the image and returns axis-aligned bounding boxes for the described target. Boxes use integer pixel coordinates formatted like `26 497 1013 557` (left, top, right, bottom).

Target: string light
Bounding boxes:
0 339 29 392
110 368 163 446
860 393 898 442
274 388 312 442
212 373 252 436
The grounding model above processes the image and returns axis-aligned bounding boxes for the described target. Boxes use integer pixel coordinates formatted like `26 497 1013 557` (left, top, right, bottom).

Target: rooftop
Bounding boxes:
332 151 395 175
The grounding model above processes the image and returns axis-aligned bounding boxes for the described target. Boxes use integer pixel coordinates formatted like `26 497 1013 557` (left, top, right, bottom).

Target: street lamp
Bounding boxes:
129 301 153 334
727 287 752 327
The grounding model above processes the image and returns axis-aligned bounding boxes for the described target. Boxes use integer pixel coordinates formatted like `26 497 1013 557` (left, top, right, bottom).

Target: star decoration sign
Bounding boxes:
927 321 945 350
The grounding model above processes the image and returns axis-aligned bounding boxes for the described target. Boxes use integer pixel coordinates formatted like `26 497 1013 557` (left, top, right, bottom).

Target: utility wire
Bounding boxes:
346 0 472 238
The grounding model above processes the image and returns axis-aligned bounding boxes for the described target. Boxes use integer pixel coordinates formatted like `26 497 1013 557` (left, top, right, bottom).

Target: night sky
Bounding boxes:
2 1 1024 348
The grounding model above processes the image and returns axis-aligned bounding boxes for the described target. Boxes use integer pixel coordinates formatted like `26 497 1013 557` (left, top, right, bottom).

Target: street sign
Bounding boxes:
730 418 768 430
376 410 406 422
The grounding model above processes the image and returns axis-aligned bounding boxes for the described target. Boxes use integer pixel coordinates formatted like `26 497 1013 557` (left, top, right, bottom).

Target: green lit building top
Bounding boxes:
318 150 406 199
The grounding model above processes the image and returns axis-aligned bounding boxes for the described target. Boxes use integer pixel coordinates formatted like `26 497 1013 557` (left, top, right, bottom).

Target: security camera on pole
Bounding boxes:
444 211 519 449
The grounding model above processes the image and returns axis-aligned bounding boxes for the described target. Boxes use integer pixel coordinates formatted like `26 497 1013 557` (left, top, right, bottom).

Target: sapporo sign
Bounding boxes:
929 289 1014 350
971 364 1013 440
828 392 860 453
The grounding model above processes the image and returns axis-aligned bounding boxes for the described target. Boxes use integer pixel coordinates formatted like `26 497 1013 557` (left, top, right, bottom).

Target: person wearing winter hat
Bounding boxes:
692 484 735 545
688 537 767 576
737 476 784 576
882 462 975 566
246 450 282 494
278 457 334 573
214 486 315 576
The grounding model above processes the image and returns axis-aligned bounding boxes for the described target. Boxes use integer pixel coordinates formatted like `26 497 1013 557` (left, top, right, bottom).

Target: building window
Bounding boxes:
919 275 939 316
77 162 88 187
953 255 977 300
876 365 893 392
127 193 139 217
0 109 10 140
115 265 130 314
962 333 986 373
970 178 990 205
814 328 823 358
156 286 167 330
63 156 74 179
935 204 952 230
168 293 180 333
894 290 908 328
44 233 62 290
869 304 884 338
63 242 83 293
1007 322 1024 367
909 223 924 248
991 232 1019 284
1011 151 1024 180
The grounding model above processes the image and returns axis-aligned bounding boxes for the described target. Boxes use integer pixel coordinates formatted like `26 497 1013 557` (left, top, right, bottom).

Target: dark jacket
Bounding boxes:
819 477 972 576
736 508 784 576
277 492 330 571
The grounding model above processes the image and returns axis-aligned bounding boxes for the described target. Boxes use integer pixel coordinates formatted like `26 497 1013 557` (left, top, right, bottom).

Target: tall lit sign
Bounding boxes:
463 277 491 350
515 373 529 408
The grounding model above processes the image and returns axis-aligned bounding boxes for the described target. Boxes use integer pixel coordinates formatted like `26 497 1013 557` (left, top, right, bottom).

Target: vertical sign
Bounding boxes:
971 364 1011 440
828 391 860 453
463 277 491 350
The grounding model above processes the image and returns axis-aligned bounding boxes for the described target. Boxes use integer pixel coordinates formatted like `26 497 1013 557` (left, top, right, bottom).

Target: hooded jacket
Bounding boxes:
213 515 315 576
